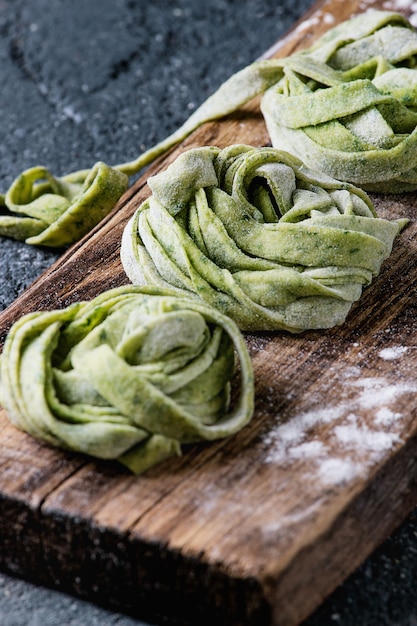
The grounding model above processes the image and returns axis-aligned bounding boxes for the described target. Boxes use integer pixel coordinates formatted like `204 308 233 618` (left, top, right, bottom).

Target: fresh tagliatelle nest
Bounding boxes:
0 286 254 474
261 10 417 192
121 144 406 333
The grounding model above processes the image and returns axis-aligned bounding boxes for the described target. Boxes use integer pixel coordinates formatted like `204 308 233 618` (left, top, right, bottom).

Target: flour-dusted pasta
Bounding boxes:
121 145 406 332
0 285 254 474
261 11 417 191
0 162 128 247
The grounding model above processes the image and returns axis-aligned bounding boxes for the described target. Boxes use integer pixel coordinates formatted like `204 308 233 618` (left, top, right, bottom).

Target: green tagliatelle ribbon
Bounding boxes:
121 144 406 332
0 285 254 474
2 10 416 247
261 11 417 192
0 162 129 247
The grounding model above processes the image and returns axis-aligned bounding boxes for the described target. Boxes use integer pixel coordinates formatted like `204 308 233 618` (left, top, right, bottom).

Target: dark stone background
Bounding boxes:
0 1 416 624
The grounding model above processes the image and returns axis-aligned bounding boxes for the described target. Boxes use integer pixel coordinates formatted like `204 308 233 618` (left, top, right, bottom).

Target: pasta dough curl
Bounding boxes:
121 145 406 332
261 11 417 191
0 162 128 247
0 285 254 474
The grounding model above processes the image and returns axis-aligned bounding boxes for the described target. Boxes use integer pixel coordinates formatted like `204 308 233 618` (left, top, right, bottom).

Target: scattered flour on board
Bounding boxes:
352 376 416 409
323 13 336 24
374 406 402 426
316 458 359 485
294 11 335 34
295 15 320 32
378 346 409 360
263 372 417 487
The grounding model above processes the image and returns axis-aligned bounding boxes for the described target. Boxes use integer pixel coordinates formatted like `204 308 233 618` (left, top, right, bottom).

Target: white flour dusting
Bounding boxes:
374 406 402 426
287 440 326 459
263 373 417 487
333 423 402 452
295 15 320 33
378 346 409 360
323 13 336 25
317 458 360 485
353 377 416 409
263 404 346 458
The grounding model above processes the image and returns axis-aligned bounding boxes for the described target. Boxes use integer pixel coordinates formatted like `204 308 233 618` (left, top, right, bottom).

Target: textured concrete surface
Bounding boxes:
0 1 416 625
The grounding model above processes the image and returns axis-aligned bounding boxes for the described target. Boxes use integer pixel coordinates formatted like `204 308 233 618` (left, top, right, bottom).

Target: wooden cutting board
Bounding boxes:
0 0 416 624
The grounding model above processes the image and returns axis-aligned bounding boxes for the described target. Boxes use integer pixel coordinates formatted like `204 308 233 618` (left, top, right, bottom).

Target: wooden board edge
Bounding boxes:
0 431 415 626
264 433 417 625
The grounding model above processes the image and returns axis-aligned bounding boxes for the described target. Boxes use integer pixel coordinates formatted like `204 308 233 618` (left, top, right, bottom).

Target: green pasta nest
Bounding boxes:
121 144 406 333
261 11 417 192
0 285 254 474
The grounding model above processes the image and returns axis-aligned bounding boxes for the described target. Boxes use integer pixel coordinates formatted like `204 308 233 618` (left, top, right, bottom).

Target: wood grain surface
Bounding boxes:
0 0 416 625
